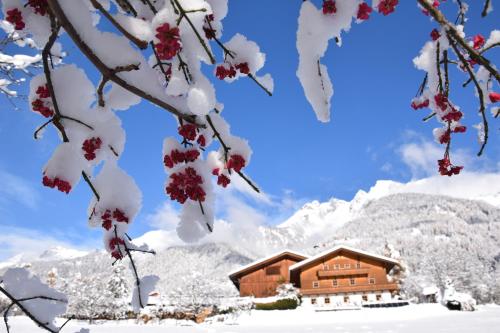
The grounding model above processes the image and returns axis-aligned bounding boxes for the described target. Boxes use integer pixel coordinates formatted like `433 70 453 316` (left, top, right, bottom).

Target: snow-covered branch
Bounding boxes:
0 268 70 333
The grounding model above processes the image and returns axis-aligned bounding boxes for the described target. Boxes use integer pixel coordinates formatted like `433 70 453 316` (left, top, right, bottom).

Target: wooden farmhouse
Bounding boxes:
229 245 401 307
228 250 307 298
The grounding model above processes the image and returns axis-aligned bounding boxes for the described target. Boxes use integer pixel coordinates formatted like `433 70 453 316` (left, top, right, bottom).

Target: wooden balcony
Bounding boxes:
300 283 399 296
317 268 370 278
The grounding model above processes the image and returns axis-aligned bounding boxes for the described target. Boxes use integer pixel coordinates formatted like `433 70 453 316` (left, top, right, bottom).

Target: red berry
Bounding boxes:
378 0 399 16
155 23 182 60
357 3 373 20
434 93 449 112
28 0 49 16
217 174 231 188
411 98 429 110
178 124 197 141
453 125 466 133
430 29 440 41
322 0 337 15
113 208 129 223
235 62 250 75
489 92 500 103
6 8 25 30
227 155 246 172
439 130 450 144
197 135 206 147
82 137 102 161
472 34 485 50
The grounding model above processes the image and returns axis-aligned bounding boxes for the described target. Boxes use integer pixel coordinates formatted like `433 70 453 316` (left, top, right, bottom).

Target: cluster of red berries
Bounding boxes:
155 23 182 60
411 98 429 110
82 137 102 161
322 0 337 15
438 157 463 176
430 29 440 41
212 168 231 188
177 124 206 146
101 208 129 231
166 167 206 203
378 0 399 16
28 0 49 16
215 62 250 80
437 126 465 145
109 237 125 260
203 14 216 40
42 175 71 194
31 85 54 118
472 34 485 50
227 154 246 172
357 3 373 20
6 8 25 30
216 63 249 79
178 124 197 141
164 149 200 168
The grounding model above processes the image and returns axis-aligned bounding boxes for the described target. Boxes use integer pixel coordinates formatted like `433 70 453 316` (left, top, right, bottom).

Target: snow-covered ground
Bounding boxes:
7 304 500 333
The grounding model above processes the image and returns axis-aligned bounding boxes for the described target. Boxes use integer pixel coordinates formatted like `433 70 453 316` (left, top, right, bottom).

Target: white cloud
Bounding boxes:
0 168 40 210
0 225 96 262
397 135 494 179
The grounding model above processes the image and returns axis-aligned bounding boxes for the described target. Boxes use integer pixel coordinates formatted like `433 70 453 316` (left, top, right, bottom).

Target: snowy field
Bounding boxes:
7 304 500 333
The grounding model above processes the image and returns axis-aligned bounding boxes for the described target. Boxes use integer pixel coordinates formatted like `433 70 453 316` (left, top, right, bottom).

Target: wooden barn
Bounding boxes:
228 250 307 298
229 245 401 307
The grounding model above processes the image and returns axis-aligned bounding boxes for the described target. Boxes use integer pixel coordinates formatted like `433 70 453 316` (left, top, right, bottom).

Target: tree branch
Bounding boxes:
171 0 216 64
47 0 203 126
447 32 488 156
89 0 148 50
417 0 499 85
0 285 67 333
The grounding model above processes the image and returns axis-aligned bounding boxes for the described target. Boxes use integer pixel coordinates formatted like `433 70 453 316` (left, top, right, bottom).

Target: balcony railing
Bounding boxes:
317 268 370 277
300 283 399 295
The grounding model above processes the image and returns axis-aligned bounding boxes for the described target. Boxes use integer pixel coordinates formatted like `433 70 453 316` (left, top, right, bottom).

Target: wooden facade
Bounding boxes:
229 246 400 305
229 250 307 298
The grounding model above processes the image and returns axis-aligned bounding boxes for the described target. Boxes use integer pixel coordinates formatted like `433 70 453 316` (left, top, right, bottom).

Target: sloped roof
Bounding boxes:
228 249 308 279
289 245 399 271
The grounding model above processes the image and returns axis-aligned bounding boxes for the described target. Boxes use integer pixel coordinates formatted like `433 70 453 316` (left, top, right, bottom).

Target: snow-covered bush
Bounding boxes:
443 278 477 311
276 283 300 302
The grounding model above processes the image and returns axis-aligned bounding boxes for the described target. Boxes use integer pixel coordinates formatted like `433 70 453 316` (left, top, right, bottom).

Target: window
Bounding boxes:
356 263 361 269
369 278 375 284
362 295 368 302
312 281 319 288
325 297 330 304
323 264 329 270
376 294 382 301
349 278 356 285
344 296 350 303
332 278 338 287
311 298 317 305
344 263 351 269
265 266 281 275
334 264 340 270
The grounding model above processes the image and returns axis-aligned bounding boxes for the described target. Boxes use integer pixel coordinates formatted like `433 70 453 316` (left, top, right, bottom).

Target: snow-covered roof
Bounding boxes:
228 249 308 278
289 245 399 271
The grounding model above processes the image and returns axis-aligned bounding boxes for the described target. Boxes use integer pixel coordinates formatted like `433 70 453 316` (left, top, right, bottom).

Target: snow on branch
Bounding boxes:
0 268 71 333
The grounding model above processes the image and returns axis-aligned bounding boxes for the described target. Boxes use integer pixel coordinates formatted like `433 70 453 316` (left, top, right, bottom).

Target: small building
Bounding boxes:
228 250 307 298
289 245 400 307
229 245 401 307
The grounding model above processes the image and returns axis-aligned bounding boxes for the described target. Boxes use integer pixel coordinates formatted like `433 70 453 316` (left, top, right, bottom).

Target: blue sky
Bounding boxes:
0 1 499 259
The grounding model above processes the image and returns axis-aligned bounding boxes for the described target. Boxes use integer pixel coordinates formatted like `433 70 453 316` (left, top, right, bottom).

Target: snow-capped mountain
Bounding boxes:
1 188 500 307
